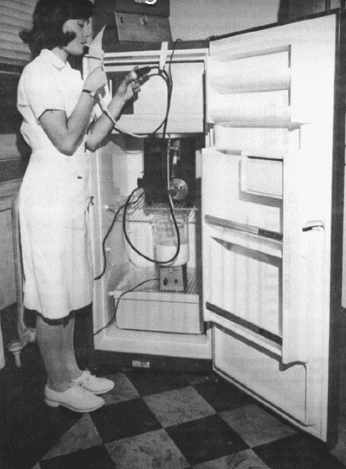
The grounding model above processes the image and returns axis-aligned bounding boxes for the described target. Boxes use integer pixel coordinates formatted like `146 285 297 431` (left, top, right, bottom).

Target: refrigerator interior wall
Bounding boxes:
202 14 339 440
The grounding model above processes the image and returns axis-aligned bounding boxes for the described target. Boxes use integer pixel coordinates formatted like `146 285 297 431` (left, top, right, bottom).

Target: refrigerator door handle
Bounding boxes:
302 220 324 232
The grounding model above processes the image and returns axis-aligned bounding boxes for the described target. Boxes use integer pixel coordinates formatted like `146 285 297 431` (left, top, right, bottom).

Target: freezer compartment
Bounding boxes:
102 54 206 135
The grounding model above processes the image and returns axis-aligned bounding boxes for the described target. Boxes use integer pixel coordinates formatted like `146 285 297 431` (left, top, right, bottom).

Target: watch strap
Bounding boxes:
82 89 96 98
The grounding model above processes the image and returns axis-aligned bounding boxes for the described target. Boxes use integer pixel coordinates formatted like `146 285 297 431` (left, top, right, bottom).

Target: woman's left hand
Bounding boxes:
115 67 143 103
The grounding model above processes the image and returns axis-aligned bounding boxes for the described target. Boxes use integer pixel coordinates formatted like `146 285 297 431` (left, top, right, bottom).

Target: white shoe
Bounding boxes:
72 370 115 395
44 384 105 412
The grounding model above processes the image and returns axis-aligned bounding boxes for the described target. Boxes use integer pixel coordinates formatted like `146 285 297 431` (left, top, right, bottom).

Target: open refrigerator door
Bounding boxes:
202 13 345 443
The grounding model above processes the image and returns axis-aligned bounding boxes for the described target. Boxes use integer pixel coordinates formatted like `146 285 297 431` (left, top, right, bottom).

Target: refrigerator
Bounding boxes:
84 11 346 444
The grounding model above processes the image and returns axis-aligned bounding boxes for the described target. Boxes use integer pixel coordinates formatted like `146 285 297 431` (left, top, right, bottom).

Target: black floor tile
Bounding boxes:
40 445 115 469
254 433 346 469
0 402 82 469
166 413 249 466
124 368 190 396
90 398 162 443
193 375 255 412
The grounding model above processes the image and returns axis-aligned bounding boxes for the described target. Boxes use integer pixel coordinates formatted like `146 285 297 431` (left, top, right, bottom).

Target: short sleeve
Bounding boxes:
20 63 65 120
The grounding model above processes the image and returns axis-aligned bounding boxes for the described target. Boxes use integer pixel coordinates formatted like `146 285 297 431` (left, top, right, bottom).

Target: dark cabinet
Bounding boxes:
279 0 345 22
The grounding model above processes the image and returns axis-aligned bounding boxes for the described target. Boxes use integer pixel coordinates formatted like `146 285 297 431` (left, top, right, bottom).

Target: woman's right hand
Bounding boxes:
83 67 108 94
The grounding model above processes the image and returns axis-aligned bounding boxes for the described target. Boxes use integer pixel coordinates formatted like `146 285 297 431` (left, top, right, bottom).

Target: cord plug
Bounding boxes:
130 66 152 80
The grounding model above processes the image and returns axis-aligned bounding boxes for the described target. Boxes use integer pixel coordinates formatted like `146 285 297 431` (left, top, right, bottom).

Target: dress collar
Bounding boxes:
38 49 70 71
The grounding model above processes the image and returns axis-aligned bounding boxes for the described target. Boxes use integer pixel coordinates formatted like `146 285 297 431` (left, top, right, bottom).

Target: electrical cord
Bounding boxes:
96 40 183 268
97 66 171 138
93 277 159 336
96 66 174 265
159 40 181 210
150 68 172 135
94 188 144 281
121 40 184 265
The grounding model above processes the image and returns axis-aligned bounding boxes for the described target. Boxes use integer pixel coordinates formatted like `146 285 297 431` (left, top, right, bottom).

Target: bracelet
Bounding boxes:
82 89 96 98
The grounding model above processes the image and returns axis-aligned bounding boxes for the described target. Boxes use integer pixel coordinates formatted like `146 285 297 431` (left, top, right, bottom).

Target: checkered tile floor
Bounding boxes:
1 339 346 469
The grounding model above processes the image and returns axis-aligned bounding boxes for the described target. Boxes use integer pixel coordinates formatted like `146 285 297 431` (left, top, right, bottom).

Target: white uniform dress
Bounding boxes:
17 49 93 320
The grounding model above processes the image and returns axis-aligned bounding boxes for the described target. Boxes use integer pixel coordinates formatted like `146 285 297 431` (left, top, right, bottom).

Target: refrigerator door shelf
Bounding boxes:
241 156 283 199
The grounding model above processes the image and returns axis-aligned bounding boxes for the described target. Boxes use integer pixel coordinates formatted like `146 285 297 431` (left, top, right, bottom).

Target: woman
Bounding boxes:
17 0 141 412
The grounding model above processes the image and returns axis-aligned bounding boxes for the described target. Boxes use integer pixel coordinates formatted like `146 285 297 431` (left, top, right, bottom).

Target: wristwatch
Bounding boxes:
82 89 96 98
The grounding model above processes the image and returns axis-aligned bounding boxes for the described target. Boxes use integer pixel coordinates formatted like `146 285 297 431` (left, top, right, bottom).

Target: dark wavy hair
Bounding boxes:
19 0 94 58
